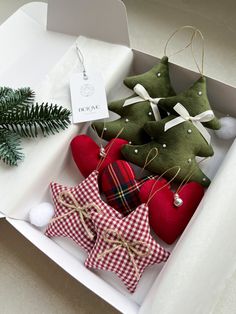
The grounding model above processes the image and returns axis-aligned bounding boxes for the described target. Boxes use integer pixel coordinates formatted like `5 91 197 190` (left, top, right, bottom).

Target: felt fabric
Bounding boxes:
124 56 175 98
122 116 214 187
85 203 170 293
158 76 220 130
140 179 205 244
92 56 175 145
101 160 164 215
70 134 128 178
45 171 122 252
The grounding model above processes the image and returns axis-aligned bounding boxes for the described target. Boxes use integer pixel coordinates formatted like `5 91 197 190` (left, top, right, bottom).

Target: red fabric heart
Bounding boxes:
70 134 128 178
140 179 205 244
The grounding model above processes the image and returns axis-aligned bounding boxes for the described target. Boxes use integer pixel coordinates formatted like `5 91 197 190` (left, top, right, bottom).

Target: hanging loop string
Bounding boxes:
75 41 88 80
96 127 124 171
191 28 205 76
92 121 107 158
146 166 181 205
97 229 150 279
140 147 159 176
51 191 101 240
164 25 198 58
175 157 209 195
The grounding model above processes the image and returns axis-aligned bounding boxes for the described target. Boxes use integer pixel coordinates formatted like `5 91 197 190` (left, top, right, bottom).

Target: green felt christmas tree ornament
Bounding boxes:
92 56 176 145
122 113 214 187
157 27 220 130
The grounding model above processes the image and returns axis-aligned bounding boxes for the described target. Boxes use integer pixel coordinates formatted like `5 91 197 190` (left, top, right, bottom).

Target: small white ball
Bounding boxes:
29 202 54 227
215 117 236 140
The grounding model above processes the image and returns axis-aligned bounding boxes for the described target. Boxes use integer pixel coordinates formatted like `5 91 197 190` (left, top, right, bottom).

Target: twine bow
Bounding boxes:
52 191 101 240
97 229 150 279
164 103 214 144
123 84 162 121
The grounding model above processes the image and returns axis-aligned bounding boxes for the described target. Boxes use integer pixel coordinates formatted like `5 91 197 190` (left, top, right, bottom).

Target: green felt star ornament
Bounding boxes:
158 76 220 130
93 56 175 145
121 116 214 187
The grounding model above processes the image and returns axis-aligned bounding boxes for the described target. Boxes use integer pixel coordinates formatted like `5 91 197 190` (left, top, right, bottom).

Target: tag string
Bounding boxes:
146 166 181 205
75 41 88 80
164 25 205 76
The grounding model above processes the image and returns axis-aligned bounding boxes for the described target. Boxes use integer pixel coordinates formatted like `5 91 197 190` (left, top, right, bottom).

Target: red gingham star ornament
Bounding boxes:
85 203 170 293
45 171 122 252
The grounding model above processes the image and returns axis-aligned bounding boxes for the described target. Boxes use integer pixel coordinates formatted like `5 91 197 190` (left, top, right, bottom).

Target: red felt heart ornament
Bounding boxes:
71 135 128 178
140 179 205 244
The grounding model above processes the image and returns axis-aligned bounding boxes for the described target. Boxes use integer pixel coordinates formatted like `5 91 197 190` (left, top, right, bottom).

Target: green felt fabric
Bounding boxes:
124 56 176 98
121 116 214 187
158 76 220 130
93 56 175 145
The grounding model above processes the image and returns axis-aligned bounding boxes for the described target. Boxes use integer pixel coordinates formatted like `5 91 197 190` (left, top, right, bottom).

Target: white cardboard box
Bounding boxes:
1 1 236 314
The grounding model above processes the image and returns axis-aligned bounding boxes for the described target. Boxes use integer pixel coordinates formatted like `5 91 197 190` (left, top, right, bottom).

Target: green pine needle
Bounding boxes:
0 103 71 137
0 87 35 112
0 129 24 166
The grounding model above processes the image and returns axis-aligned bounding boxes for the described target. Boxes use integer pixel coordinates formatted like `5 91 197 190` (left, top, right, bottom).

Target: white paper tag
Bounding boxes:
70 70 109 123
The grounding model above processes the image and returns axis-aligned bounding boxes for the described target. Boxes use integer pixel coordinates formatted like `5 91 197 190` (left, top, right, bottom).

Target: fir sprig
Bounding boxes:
0 103 71 137
0 87 35 112
0 87 71 166
0 129 24 166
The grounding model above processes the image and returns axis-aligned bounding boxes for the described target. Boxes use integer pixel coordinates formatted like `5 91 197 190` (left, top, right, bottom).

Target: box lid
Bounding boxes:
47 0 130 47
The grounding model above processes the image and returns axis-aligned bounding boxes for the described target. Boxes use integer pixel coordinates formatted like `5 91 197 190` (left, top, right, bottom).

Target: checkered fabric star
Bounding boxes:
85 203 170 292
45 171 122 252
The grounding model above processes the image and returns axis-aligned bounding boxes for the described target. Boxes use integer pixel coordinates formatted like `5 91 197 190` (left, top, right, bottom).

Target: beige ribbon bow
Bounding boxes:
164 103 214 144
97 229 150 279
123 84 162 121
52 191 101 240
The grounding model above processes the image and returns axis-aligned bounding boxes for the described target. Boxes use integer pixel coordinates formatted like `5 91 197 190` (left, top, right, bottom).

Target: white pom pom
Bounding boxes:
215 117 236 140
29 202 54 227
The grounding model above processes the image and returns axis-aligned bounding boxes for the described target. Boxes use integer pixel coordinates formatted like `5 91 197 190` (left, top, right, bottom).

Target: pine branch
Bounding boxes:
0 129 24 166
0 103 71 137
0 87 35 112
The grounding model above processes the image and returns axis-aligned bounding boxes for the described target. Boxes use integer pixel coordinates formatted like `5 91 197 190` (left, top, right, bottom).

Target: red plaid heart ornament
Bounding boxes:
140 179 205 244
101 160 165 215
70 134 128 178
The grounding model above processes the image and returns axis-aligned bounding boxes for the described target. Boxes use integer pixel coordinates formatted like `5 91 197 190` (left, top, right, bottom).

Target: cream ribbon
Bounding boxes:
123 84 162 121
164 103 214 144
97 229 150 279
52 191 101 240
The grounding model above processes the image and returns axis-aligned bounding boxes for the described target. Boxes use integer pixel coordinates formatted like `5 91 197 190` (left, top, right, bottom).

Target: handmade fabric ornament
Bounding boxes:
70 134 128 178
101 159 165 215
122 117 214 187
140 179 205 244
85 203 170 293
45 171 122 252
92 56 175 145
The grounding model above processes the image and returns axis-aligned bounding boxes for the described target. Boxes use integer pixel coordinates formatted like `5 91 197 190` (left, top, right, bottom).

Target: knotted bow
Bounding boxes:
97 229 150 279
123 84 162 121
52 191 101 240
164 103 214 144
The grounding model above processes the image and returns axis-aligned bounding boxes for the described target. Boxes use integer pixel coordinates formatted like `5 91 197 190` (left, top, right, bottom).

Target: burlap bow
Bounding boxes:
97 228 150 279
